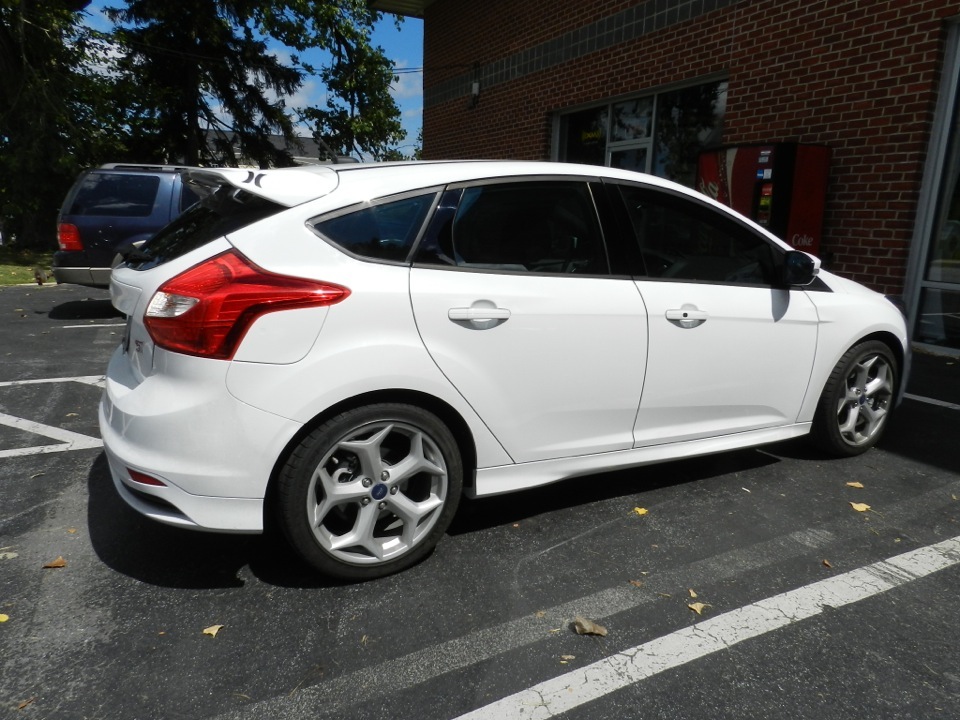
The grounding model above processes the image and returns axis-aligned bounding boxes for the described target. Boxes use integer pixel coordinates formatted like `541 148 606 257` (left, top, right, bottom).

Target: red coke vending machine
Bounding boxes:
696 143 830 255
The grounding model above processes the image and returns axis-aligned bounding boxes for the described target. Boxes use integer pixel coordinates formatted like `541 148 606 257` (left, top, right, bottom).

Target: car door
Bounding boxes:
410 179 648 464
612 182 820 447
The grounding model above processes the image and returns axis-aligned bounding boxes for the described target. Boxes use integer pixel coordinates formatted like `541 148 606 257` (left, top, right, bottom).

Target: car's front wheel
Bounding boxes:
811 340 897 457
277 403 462 580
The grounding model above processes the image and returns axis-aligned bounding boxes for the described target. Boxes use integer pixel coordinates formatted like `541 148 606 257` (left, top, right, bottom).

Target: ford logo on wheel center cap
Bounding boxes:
371 484 388 500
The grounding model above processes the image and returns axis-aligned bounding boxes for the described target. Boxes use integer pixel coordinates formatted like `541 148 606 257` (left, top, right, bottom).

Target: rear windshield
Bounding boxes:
125 185 283 270
69 173 160 217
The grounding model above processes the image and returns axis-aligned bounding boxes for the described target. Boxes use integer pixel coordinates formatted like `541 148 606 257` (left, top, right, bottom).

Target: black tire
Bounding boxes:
277 403 462 580
810 340 897 457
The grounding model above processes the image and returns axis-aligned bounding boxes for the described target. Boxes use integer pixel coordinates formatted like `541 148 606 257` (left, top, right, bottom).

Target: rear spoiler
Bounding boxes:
184 167 339 207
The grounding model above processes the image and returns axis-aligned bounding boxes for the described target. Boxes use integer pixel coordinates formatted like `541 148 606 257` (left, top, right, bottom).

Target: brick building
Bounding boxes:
374 0 960 355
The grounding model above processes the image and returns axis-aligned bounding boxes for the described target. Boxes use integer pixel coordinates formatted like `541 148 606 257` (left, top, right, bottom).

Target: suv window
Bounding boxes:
127 186 284 270
69 174 161 217
311 192 436 262
617 184 775 285
419 181 608 275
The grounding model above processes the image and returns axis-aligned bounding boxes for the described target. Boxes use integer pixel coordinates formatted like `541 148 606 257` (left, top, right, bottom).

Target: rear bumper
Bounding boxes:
52 266 111 288
99 345 304 533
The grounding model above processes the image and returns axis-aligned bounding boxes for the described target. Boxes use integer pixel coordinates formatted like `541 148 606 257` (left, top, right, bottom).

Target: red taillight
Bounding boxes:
128 469 166 487
57 223 83 251
144 250 350 360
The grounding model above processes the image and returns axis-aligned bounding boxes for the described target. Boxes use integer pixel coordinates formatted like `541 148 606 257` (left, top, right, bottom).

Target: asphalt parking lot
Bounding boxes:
1 282 960 720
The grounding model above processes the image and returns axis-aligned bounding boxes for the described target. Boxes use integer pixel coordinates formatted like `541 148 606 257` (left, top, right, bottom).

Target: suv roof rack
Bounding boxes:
99 163 195 172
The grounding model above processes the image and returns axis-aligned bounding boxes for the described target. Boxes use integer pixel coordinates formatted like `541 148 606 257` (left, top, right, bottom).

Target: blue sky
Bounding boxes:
81 3 424 152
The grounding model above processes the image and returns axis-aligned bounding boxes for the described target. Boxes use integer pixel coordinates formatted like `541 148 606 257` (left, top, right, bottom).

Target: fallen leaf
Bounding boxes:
658 593 672 598
629 580 643 588
42 556 66 569
846 481 865 489
849 502 871 513
822 559 833 569
572 616 608 636
67 528 77 534
0 614 9 622
560 654 575 661
0 552 18 560
202 624 224 638
17 697 35 710
633 507 648 516
65 413 79 418
688 602 711 615
534 610 547 618
688 589 698 598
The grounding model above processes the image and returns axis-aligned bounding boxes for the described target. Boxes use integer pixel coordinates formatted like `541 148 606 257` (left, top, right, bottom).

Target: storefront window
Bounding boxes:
653 82 727 186
557 79 727 188
611 98 653 142
560 107 608 166
913 30 960 352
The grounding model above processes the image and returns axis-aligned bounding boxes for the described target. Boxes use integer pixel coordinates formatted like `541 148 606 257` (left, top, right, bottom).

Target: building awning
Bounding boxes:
370 0 435 18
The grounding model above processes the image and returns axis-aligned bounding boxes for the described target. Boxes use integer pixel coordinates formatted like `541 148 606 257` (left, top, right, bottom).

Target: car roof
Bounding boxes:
184 160 703 209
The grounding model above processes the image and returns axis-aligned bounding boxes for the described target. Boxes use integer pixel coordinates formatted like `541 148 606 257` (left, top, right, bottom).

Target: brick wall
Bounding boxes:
421 0 960 295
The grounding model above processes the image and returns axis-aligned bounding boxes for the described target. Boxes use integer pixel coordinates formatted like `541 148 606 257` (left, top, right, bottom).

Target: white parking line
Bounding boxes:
904 392 960 411
0 376 105 457
59 323 125 329
0 412 103 458
456 535 960 720
0 375 104 388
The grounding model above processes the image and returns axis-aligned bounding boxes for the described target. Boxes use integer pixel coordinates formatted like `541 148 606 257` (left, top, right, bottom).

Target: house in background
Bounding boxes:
373 0 960 356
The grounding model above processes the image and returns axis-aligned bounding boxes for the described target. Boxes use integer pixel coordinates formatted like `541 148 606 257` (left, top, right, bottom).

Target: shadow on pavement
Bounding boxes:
86 452 347 589
449 447 780 536
49 298 123 321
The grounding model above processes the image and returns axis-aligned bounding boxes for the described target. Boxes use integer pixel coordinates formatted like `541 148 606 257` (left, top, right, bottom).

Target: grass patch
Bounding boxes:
0 247 55 287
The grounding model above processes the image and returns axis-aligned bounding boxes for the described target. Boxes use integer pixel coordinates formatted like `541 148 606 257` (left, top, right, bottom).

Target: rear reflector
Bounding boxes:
144 250 349 360
57 223 83 251
128 469 166 487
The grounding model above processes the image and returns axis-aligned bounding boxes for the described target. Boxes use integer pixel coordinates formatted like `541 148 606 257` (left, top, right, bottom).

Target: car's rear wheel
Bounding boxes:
277 403 462 580
811 340 897 457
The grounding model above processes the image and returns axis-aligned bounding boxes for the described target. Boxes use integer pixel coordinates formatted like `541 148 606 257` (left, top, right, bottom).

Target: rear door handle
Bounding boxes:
665 307 707 328
448 307 511 321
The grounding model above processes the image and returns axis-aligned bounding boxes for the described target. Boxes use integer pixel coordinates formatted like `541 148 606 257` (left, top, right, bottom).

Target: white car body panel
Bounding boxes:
632 282 819 445
410 268 648 463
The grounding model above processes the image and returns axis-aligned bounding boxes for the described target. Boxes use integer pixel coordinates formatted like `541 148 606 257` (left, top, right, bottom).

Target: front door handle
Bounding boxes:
665 307 707 328
448 307 511 321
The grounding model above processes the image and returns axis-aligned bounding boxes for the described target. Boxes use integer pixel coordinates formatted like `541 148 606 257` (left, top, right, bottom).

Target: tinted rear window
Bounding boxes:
125 185 283 270
69 174 160 217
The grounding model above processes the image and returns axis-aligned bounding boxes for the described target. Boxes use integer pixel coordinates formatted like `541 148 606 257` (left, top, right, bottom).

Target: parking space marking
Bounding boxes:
0 376 105 457
216 477 960 720
0 375 104 389
904 392 960 411
457 535 960 720
0 412 103 458
59 323 125 329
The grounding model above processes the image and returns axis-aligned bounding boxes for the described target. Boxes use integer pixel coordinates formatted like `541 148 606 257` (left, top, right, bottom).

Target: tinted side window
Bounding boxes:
312 193 436 262
618 184 775 285
69 174 161 217
439 181 608 275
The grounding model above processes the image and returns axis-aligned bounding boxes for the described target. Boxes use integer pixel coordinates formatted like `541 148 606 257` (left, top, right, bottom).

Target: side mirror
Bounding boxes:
781 250 820 286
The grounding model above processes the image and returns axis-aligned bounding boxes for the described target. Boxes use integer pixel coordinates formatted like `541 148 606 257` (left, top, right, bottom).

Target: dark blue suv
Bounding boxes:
53 164 200 287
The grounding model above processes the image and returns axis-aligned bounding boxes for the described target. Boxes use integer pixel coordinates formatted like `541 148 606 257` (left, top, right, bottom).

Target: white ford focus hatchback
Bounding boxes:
100 161 909 579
